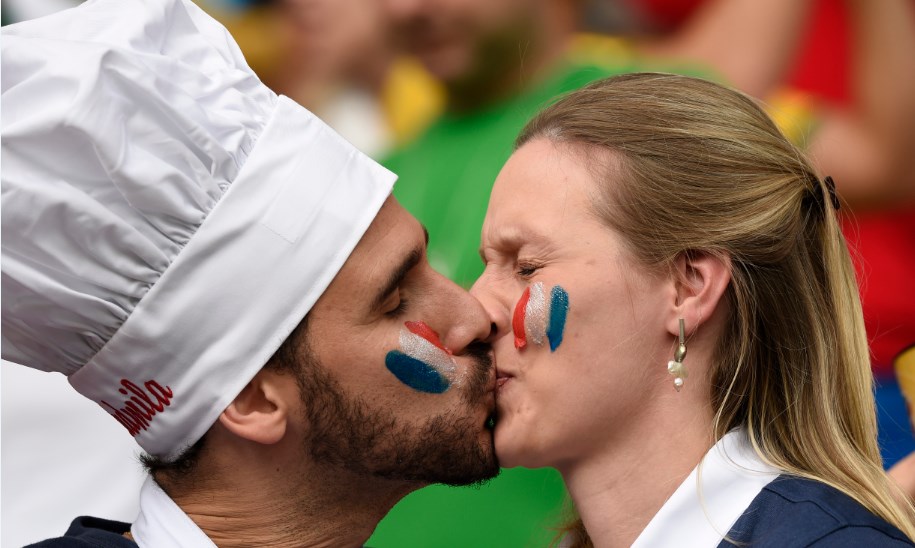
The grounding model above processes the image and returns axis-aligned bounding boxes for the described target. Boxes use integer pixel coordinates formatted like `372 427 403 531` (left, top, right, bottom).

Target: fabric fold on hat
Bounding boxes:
2 0 396 459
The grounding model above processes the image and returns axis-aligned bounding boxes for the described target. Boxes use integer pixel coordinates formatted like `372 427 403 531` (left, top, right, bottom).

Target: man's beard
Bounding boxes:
288 335 499 487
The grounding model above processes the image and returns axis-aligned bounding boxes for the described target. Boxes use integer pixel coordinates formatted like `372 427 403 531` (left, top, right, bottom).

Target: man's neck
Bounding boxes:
167 462 416 548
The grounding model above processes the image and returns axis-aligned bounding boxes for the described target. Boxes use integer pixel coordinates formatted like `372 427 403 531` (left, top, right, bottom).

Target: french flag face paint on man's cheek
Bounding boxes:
512 281 570 352
385 321 458 393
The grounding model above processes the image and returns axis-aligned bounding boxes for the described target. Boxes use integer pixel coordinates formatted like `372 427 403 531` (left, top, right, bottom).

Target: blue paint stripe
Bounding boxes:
546 285 569 352
385 351 451 394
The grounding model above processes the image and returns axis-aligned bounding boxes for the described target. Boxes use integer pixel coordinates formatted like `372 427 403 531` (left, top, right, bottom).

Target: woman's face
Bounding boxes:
472 139 673 470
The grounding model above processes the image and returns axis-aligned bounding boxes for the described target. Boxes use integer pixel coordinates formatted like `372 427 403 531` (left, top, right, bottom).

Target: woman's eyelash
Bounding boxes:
517 262 541 277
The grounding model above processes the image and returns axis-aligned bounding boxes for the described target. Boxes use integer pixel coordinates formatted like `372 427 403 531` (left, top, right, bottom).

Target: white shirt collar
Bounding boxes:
632 429 781 548
130 476 217 548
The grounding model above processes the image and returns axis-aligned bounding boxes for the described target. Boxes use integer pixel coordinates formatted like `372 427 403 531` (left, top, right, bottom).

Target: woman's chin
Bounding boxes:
494 424 539 469
493 425 519 467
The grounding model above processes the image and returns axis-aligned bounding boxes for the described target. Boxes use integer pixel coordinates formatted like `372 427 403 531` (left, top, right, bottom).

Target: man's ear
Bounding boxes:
667 251 731 337
217 368 293 446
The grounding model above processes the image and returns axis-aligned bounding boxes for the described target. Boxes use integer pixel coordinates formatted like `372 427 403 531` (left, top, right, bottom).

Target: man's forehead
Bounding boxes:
354 197 427 254
321 197 429 298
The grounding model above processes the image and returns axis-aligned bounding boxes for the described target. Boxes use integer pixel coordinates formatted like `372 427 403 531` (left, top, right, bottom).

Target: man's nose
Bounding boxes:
469 274 512 346
432 278 494 354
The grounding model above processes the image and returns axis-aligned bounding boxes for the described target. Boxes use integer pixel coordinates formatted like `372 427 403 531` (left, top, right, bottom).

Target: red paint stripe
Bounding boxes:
512 286 531 349
405 321 452 354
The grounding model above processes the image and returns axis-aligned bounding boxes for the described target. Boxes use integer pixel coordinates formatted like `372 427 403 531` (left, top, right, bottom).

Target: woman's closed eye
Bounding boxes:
516 261 543 278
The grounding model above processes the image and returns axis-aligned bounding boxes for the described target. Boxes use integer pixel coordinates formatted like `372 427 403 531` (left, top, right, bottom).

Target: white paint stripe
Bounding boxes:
525 281 547 346
399 329 457 381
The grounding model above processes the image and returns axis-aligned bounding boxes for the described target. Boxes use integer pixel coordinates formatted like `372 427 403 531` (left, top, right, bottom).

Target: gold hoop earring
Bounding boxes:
667 318 688 391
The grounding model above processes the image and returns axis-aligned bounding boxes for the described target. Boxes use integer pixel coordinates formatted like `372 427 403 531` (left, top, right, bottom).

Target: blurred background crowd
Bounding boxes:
3 0 914 545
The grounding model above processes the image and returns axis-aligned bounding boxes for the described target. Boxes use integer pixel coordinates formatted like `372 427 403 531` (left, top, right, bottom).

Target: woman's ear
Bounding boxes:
667 251 731 337
217 368 293 446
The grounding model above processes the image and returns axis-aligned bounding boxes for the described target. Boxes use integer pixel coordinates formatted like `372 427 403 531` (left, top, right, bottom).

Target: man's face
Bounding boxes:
382 0 546 88
287 196 498 485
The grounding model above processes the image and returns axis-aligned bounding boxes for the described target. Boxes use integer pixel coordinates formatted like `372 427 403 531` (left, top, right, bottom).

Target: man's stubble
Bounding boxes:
286 331 500 487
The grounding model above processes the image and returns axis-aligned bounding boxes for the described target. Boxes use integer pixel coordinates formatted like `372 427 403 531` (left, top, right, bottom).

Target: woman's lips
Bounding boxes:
496 369 514 392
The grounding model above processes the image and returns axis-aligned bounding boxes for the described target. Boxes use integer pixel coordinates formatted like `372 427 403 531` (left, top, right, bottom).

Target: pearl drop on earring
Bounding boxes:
668 319 688 392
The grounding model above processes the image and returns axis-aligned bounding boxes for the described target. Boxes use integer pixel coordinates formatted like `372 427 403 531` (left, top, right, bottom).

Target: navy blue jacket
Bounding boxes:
720 476 913 547
25 517 136 548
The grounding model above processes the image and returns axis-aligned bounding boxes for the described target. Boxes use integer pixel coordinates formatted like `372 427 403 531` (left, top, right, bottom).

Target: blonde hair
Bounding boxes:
516 73 915 543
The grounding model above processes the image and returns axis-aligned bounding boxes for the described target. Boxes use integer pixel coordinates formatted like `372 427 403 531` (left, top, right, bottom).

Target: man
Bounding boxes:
1 0 498 545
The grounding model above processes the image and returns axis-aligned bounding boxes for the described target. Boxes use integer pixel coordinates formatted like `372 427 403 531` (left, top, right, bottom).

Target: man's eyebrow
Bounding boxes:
371 244 424 311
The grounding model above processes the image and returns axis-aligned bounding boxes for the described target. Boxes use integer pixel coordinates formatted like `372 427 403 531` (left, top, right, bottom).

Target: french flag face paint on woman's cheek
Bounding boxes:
385 321 458 393
546 285 570 351
512 282 570 352
512 286 532 349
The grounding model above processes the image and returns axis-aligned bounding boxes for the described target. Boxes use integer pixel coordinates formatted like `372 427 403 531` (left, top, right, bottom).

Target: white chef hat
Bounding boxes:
1 0 396 459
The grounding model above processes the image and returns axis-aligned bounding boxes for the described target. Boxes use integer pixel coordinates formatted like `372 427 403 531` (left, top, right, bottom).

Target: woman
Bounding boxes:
472 73 915 546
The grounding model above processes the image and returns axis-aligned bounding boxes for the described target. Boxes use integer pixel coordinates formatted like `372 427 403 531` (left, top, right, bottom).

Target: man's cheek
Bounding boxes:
384 321 459 393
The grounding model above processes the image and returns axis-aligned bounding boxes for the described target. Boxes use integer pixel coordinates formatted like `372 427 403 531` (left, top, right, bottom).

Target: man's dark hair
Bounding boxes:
139 434 207 479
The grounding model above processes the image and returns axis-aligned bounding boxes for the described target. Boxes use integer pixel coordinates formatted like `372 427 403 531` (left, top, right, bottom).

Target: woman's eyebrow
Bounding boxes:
479 226 550 261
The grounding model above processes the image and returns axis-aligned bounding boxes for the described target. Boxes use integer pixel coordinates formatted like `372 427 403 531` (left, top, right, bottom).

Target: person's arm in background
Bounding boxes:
889 451 915 505
806 0 915 210
637 0 814 99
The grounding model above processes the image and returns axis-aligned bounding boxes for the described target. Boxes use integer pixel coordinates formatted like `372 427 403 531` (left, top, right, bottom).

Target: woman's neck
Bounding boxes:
559 399 716 547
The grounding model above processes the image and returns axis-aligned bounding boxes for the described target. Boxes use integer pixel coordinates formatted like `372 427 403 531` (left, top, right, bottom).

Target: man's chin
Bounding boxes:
432 453 500 488
411 429 500 487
